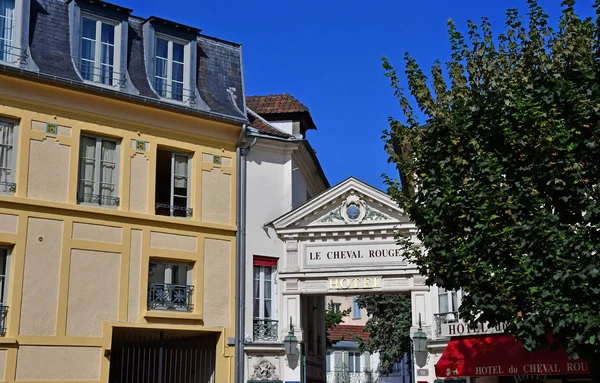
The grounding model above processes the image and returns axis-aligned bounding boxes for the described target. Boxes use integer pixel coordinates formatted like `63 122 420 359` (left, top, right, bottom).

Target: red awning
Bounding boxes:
435 334 590 378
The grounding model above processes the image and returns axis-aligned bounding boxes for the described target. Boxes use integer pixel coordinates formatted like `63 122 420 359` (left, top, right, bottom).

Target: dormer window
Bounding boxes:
0 0 16 62
154 36 186 102
80 16 118 86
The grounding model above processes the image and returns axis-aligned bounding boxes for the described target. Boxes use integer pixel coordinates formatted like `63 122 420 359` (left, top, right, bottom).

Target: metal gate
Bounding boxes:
108 328 217 383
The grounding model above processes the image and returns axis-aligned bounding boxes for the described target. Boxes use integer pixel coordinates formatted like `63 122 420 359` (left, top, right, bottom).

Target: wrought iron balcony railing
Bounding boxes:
0 42 28 66
0 306 7 336
147 283 193 311
77 192 120 206
76 61 127 88
155 203 193 218
434 311 459 336
153 79 196 105
253 318 278 342
0 181 16 193
326 370 379 383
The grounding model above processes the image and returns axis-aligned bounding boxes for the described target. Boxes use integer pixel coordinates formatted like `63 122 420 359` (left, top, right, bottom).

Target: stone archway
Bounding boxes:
267 177 428 382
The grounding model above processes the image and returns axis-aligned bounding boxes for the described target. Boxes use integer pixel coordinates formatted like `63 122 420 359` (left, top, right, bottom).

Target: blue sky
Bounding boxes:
123 0 594 190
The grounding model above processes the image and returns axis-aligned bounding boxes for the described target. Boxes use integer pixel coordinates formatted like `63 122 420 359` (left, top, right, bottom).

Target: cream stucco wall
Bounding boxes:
27 138 70 202
20 217 62 336
201 169 231 225
0 349 6 381
327 295 368 326
15 346 101 381
0 214 17 233
0 74 239 383
66 249 121 337
128 229 142 322
203 238 231 327
150 231 197 252
72 222 123 244
129 153 149 213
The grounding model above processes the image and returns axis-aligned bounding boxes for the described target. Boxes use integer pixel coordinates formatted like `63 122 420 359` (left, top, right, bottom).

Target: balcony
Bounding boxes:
326 371 379 383
147 283 193 311
153 80 196 105
0 42 28 66
76 62 127 88
0 181 16 193
155 203 193 218
434 311 459 336
0 305 7 335
253 319 278 342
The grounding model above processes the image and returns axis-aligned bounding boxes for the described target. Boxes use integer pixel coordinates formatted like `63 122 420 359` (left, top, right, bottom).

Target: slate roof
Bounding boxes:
7 0 247 124
328 325 369 342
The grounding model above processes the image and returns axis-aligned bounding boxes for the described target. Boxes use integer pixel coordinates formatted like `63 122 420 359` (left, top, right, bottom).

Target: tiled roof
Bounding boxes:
246 94 309 114
328 325 369 342
247 108 293 138
10 0 246 122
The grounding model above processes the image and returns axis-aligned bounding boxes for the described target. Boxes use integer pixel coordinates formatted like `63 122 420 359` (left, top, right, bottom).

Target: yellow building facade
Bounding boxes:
0 69 241 382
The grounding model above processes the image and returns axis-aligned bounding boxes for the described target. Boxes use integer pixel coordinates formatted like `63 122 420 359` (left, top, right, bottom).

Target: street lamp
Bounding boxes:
413 314 428 359
283 317 298 356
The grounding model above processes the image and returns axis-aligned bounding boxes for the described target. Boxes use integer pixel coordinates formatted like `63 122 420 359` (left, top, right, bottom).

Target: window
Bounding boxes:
253 262 276 320
352 296 361 319
147 260 193 311
438 287 459 313
154 36 186 101
326 351 331 372
0 0 15 62
80 16 117 85
155 148 191 217
331 303 341 313
349 352 361 373
78 135 119 206
0 119 16 193
0 247 10 335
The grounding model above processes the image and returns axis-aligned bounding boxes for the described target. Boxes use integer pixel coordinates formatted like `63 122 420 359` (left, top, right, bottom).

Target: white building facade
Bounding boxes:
242 94 330 383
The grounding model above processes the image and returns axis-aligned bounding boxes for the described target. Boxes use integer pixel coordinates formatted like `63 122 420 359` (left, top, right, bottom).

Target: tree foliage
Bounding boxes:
356 294 412 375
383 0 600 368
325 300 351 349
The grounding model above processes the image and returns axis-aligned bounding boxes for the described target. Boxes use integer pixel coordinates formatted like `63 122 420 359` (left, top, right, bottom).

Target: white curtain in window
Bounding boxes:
79 136 96 202
253 266 260 317
173 154 188 189
100 139 116 202
0 120 13 192
0 0 15 62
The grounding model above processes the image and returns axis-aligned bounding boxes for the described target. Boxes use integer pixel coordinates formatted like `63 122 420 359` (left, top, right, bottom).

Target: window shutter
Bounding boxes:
334 351 344 371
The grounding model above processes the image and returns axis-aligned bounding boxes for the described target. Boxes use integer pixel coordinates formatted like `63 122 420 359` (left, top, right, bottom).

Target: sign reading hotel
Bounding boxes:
440 321 509 338
304 242 408 269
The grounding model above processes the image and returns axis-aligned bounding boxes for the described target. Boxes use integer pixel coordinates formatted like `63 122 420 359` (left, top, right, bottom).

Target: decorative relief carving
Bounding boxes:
317 191 392 225
250 359 280 381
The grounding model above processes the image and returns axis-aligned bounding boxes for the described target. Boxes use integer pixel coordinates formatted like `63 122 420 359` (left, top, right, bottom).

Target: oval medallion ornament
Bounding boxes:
346 204 360 221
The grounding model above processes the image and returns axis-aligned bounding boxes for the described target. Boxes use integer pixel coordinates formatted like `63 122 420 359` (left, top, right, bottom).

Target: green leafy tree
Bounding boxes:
356 294 412 376
325 300 351 348
383 0 600 378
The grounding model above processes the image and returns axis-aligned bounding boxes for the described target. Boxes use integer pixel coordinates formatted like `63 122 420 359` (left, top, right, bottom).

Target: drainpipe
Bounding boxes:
235 124 256 383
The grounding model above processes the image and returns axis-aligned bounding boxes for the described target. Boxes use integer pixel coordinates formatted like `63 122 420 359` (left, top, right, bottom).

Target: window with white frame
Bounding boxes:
326 351 331 372
253 263 276 320
0 247 10 335
80 15 118 86
155 148 191 217
78 134 120 206
154 36 186 102
438 287 459 313
352 296 361 319
0 118 17 193
331 302 341 313
0 0 15 63
348 352 361 373
148 260 193 311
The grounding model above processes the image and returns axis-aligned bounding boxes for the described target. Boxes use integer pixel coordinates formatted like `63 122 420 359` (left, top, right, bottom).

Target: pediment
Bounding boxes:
268 177 412 232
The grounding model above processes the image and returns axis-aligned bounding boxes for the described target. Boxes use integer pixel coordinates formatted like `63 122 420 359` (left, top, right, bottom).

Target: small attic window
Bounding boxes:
154 34 193 104
79 14 122 87
0 0 27 66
